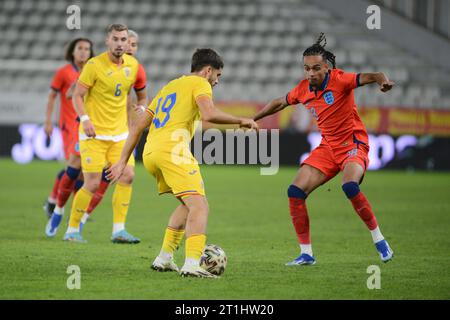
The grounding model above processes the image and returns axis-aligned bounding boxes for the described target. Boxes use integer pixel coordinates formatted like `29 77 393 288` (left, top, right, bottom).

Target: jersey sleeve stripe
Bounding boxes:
78 80 91 88
356 73 361 87
134 85 146 91
286 93 292 105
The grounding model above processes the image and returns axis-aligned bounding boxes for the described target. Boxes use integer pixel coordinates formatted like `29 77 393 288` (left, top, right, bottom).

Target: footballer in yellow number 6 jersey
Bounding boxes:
64 24 147 244
108 48 258 278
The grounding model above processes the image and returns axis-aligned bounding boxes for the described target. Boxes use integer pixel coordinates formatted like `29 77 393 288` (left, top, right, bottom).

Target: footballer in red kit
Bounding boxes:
50 63 82 160
254 33 395 265
43 38 94 219
286 68 370 180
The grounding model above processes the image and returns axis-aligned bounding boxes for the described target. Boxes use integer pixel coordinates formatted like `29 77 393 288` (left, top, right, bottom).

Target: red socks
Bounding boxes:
49 169 64 201
342 181 378 231
287 185 310 244
288 197 310 244
287 182 379 248
349 192 378 230
56 173 77 207
86 180 109 214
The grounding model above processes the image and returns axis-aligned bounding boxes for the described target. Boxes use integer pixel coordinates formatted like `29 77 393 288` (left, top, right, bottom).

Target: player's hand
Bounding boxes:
106 161 126 184
133 104 146 116
380 81 394 92
239 118 259 131
44 121 53 138
82 120 96 138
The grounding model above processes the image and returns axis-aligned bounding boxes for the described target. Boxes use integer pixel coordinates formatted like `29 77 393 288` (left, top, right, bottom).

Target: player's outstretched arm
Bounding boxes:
359 72 395 92
44 90 58 138
106 109 153 183
72 82 96 138
196 95 258 130
253 96 289 121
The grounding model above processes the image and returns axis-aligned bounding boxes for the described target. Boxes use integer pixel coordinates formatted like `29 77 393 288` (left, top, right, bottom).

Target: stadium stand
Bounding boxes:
0 0 449 108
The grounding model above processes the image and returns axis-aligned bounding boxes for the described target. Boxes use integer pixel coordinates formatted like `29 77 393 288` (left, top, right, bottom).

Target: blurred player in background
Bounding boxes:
253 33 395 265
43 38 93 221
107 48 258 278
126 29 149 116
63 24 146 243
79 29 148 230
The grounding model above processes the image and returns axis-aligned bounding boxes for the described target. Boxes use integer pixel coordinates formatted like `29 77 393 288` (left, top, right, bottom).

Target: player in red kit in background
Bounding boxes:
43 38 94 219
253 33 395 265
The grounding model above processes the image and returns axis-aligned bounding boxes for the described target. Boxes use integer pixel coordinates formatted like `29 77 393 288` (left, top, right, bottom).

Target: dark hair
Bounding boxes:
191 48 224 72
303 33 336 69
107 23 128 34
65 38 94 63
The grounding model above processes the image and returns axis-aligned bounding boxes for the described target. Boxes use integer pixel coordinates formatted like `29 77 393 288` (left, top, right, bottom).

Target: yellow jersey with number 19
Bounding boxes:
143 75 212 155
78 51 139 140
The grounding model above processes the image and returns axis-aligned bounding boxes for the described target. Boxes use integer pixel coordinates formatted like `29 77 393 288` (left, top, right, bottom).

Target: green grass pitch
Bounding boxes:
0 158 449 299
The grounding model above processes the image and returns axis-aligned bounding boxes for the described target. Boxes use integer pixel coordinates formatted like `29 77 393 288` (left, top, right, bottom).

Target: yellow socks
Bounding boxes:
112 183 132 233
68 188 93 231
161 227 185 255
185 234 206 262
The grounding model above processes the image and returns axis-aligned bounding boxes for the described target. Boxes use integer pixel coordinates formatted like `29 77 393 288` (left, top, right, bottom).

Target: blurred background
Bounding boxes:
1 0 449 170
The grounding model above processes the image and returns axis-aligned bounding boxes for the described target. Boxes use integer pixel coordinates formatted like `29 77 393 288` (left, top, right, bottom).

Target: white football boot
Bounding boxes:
151 255 180 272
180 264 218 278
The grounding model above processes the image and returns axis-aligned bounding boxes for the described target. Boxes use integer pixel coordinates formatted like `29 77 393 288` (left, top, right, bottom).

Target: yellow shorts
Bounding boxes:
143 150 205 198
79 138 135 173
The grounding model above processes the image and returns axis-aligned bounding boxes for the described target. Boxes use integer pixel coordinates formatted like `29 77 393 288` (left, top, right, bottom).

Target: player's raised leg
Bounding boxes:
341 162 393 262
110 164 140 244
63 171 101 243
151 204 187 272
286 164 328 266
46 154 81 237
179 195 217 278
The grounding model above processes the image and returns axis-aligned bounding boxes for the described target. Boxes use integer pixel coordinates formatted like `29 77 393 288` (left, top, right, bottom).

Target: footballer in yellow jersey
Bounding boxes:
108 48 258 278
142 74 213 198
64 24 147 244
82 29 149 223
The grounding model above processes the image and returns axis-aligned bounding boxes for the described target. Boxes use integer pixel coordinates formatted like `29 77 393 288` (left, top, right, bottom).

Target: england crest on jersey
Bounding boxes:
324 91 334 105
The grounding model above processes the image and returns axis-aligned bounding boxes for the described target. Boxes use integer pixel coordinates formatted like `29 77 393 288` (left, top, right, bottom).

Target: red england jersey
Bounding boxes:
134 63 147 91
286 68 368 147
50 63 80 130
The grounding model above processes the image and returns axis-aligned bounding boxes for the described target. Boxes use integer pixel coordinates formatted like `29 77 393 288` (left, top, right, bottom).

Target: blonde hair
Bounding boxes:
128 29 139 41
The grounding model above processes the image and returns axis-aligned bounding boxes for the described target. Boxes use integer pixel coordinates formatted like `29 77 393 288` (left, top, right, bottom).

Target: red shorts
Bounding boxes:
60 124 80 160
302 138 369 182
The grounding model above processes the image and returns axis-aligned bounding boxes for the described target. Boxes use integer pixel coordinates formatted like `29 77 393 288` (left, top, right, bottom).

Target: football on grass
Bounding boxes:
200 244 227 276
